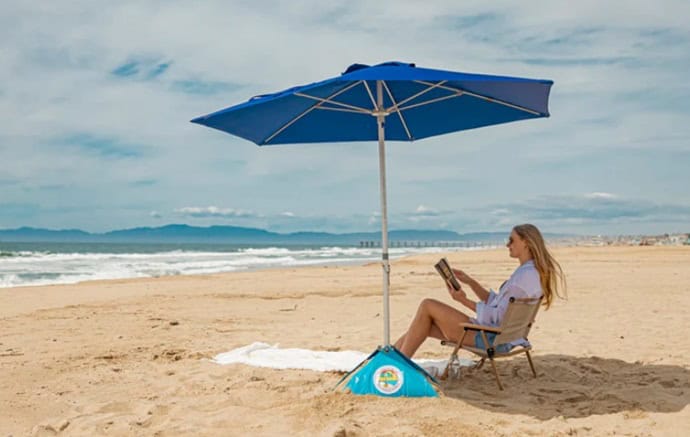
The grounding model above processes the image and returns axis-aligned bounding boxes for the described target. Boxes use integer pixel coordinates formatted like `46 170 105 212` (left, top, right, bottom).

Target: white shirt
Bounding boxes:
472 259 542 347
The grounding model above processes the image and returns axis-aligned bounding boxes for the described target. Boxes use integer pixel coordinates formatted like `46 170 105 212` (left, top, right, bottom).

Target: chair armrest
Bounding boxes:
460 323 501 334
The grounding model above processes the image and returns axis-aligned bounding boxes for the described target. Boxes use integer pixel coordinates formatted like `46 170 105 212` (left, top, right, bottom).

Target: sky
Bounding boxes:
1 0 689 236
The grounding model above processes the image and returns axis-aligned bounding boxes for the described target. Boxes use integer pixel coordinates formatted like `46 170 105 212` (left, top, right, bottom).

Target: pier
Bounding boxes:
358 240 497 248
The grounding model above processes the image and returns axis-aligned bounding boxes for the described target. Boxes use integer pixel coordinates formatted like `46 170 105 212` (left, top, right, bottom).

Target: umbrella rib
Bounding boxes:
263 105 317 144
316 106 372 114
398 93 463 111
263 81 367 144
414 80 543 116
294 93 371 114
381 81 412 141
393 80 448 110
362 81 377 110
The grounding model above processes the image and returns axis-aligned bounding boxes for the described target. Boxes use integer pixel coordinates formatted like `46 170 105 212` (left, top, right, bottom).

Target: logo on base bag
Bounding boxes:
373 365 403 394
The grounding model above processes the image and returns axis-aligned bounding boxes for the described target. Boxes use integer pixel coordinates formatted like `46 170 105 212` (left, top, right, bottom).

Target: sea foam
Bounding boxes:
0 244 465 288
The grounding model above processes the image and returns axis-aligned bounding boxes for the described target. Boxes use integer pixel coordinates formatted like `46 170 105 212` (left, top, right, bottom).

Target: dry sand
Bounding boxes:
1 246 689 436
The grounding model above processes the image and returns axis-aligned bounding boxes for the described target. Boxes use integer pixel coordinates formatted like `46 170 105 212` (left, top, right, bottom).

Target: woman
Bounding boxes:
394 223 565 358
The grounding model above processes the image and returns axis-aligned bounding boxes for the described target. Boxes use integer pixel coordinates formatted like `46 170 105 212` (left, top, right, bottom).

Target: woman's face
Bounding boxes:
507 230 529 259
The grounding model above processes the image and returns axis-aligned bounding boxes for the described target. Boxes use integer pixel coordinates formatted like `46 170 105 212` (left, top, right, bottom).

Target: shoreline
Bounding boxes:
0 243 503 290
3 237 687 290
2 245 689 315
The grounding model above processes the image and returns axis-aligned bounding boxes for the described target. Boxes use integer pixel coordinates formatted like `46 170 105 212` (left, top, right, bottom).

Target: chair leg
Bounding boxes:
440 366 449 381
489 358 504 390
525 350 537 378
441 354 456 380
442 329 468 380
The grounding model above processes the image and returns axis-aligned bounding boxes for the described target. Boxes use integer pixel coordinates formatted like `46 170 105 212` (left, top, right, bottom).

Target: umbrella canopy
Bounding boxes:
192 61 552 364
192 61 552 145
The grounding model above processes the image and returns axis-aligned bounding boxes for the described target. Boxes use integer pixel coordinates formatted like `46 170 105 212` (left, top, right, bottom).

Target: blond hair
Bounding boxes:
513 224 566 309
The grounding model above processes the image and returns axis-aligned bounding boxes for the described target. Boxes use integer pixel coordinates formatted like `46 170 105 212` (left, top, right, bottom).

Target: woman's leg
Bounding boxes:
394 322 444 350
398 298 473 358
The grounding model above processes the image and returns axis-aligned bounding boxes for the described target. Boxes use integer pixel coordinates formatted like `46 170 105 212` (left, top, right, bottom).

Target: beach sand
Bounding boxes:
1 246 689 436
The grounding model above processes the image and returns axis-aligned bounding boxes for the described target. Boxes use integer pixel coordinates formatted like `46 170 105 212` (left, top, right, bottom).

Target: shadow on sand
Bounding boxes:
440 354 690 419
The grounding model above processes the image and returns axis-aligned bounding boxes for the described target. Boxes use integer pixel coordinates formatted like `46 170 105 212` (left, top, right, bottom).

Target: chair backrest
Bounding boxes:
494 296 542 345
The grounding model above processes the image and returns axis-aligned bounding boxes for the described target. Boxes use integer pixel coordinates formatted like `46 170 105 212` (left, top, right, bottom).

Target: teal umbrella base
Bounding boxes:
335 345 441 397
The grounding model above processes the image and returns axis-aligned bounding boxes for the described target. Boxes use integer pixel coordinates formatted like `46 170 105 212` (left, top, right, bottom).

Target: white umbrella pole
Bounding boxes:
376 80 391 346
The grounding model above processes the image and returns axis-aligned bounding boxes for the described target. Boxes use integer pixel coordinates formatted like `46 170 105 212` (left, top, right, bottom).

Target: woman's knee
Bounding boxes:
419 297 441 309
415 298 442 316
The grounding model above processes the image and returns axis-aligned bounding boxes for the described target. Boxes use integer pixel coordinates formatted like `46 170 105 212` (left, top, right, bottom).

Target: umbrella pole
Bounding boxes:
376 80 391 346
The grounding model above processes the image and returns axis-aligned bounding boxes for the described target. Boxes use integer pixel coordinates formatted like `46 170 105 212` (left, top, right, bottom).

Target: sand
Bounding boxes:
1 246 689 436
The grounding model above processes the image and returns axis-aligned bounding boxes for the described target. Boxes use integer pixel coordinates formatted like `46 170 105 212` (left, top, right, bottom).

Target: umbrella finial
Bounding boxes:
376 61 416 68
342 63 370 75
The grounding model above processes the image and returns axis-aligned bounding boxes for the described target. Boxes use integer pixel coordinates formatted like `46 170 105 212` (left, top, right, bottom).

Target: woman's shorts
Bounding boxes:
474 332 512 354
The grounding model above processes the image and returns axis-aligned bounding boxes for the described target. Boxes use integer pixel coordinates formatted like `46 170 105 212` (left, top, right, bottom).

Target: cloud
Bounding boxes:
59 134 147 159
479 193 690 228
584 192 617 200
110 58 172 80
414 205 441 216
170 79 244 95
175 206 259 219
111 61 139 77
367 211 381 226
406 204 446 223
490 208 511 216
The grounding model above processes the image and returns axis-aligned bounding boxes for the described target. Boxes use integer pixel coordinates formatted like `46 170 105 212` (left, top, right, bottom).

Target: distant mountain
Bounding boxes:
0 224 506 245
0 227 92 242
103 224 276 243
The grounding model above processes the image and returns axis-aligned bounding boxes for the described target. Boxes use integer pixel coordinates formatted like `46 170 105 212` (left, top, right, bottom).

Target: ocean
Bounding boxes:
0 241 495 288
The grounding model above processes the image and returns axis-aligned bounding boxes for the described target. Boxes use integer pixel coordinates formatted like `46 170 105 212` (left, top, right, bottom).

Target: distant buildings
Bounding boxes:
571 233 690 247
639 233 690 246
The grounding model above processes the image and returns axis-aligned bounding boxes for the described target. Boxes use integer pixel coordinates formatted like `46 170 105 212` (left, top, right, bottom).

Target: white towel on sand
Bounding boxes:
212 342 473 374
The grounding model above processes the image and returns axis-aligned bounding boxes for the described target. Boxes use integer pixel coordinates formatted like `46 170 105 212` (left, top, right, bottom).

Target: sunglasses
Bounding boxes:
506 236 514 245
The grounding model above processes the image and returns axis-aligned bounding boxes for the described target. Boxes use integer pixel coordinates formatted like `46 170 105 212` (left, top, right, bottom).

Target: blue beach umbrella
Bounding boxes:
192 61 553 397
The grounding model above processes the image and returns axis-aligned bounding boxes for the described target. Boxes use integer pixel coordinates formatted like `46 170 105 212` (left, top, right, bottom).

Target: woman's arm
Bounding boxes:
452 269 490 302
457 293 476 312
446 282 477 312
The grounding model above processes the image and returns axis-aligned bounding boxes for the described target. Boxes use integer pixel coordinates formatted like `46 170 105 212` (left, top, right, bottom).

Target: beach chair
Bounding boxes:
441 296 542 390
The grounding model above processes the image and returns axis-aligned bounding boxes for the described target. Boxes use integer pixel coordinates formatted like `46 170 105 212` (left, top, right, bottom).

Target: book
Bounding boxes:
434 257 461 291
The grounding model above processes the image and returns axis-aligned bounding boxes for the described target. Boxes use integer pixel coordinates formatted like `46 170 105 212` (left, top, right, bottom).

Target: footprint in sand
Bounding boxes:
94 353 127 361
148 404 170 416
564 394 588 403
97 401 131 414
534 395 546 404
623 410 649 420
538 388 563 394
484 402 506 408
132 406 170 429
152 348 186 362
31 420 71 436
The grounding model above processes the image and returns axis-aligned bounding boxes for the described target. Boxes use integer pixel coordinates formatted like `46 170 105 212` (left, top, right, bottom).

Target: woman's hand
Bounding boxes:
446 280 467 302
451 268 472 284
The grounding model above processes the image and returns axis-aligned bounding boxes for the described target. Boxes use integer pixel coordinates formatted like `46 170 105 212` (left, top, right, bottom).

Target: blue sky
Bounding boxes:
1 1 689 235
